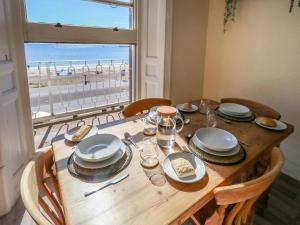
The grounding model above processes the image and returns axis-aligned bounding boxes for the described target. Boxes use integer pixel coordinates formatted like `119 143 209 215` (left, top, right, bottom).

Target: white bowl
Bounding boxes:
191 136 240 157
75 134 122 162
74 142 126 169
194 128 238 152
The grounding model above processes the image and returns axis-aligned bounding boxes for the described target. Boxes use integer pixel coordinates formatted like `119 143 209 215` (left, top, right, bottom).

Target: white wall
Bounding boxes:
203 0 300 180
170 0 209 104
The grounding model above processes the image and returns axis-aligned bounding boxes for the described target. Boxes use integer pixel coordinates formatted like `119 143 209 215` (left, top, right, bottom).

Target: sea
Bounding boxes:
25 43 130 67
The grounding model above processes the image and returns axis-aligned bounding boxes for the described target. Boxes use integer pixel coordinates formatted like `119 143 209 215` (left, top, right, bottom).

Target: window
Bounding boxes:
22 0 136 121
25 0 133 29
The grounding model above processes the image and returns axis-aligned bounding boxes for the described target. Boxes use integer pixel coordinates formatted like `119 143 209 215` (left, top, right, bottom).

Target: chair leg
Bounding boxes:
255 148 272 215
191 215 201 225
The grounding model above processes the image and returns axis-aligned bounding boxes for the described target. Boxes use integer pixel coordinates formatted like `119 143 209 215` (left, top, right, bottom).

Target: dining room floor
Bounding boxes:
1 172 299 225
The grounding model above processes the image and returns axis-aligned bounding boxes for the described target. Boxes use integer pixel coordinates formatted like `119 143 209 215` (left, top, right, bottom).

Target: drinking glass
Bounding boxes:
140 138 159 168
206 109 217 128
143 118 156 136
199 99 211 114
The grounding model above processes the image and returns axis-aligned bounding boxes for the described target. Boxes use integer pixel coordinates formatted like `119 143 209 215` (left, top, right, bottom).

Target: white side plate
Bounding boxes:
64 126 98 142
255 118 287 131
176 104 198 113
163 152 206 184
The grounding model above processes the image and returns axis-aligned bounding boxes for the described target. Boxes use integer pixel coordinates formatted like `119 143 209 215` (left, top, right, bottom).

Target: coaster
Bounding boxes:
188 140 246 166
67 143 133 181
216 108 255 122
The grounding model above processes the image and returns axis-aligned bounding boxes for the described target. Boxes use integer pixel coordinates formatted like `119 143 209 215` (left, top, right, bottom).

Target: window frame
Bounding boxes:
21 0 137 44
20 0 138 120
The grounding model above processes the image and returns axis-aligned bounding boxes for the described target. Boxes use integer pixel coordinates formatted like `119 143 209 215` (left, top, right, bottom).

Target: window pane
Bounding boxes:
25 0 132 29
25 43 131 117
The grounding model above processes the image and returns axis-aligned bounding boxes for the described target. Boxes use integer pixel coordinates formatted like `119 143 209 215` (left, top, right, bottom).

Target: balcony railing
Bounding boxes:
27 59 131 123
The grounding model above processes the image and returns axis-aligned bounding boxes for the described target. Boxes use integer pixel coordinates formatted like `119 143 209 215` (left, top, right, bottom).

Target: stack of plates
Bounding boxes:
72 134 126 170
189 128 246 165
216 103 254 122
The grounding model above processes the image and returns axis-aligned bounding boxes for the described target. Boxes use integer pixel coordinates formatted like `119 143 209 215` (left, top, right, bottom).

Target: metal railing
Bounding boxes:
27 59 131 123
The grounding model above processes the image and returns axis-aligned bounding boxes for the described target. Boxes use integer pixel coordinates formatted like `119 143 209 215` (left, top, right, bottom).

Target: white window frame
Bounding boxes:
20 0 138 103
21 0 137 44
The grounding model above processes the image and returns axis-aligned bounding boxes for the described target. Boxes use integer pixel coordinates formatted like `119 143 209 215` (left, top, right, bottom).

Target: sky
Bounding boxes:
24 0 131 64
25 0 131 29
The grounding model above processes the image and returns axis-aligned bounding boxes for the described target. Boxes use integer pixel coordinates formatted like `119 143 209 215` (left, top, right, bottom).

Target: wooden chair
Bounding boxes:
220 98 281 120
122 98 171 118
20 147 65 225
193 147 284 225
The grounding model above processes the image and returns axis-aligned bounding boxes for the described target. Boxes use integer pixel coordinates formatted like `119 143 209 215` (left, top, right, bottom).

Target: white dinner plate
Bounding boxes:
219 108 252 118
255 117 287 131
73 142 126 169
194 128 238 152
163 152 206 184
176 104 198 113
64 126 98 142
191 135 240 157
75 134 122 162
219 103 250 116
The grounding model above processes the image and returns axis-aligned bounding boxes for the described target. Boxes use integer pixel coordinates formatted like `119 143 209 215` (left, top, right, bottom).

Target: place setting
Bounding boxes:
215 103 255 122
66 133 133 181
188 127 246 165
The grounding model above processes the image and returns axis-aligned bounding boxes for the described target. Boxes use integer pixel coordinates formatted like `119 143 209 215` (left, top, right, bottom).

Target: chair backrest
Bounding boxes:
220 98 281 120
210 147 284 225
122 98 171 118
21 147 65 225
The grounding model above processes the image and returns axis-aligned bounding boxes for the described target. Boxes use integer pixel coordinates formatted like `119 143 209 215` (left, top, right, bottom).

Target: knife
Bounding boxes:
84 173 129 197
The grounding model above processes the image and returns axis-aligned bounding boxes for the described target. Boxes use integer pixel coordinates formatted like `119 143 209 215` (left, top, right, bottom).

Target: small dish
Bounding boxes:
255 117 287 131
64 126 98 142
176 104 198 113
162 152 206 184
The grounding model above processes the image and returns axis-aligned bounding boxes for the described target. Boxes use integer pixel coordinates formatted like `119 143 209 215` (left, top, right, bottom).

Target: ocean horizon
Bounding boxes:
25 43 130 67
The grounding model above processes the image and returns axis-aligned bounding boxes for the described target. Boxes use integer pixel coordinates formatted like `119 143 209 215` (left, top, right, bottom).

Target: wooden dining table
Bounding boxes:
52 100 294 225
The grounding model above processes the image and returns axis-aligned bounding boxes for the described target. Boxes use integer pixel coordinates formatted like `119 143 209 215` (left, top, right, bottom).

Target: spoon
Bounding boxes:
184 118 191 125
124 132 139 149
186 133 194 141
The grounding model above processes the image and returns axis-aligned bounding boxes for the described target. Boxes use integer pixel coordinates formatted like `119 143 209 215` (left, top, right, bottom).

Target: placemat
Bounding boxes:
188 140 246 166
216 108 255 122
67 143 133 181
